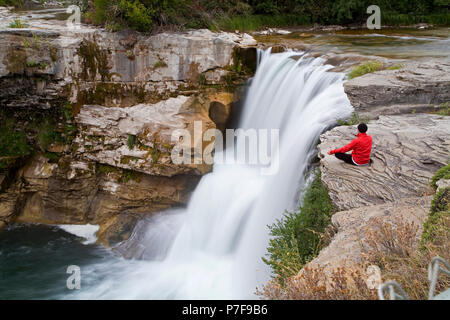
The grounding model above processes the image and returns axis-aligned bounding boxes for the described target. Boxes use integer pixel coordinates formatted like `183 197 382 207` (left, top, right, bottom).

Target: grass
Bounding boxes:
386 63 405 71
347 61 406 80
430 164 450 190
25 61 48 69
127 134 137 150
336 112 370 126
347 61 384 80
430 102 450 116
8 19 25 28
263 170 336 285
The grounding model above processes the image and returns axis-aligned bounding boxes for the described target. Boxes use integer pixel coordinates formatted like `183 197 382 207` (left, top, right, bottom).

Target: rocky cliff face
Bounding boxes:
318 114 450 210
309 113 449 273
0 6 257 245
300 64 450 285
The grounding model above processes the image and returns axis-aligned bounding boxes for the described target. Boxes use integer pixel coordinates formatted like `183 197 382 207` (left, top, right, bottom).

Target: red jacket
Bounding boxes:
329 133 372 165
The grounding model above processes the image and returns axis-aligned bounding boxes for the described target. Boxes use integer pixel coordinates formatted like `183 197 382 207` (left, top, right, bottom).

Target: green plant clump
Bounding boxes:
336 112 370 126
263 170 336 284
430 164 450 190
347 61 384 80
127 134 137 150
8 19 25 28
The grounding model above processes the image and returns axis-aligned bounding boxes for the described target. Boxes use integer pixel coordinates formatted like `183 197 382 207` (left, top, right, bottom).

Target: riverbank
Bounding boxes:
3 1 449 34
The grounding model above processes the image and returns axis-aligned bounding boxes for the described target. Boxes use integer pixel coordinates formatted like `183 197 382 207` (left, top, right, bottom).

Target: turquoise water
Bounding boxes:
0 224 119 299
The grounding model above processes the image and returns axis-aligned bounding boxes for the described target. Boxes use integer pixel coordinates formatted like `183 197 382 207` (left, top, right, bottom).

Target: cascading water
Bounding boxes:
71 49 353 299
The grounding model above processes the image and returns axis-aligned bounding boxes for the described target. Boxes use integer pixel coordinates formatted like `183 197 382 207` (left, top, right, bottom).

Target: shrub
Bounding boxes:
430 164 450 190
263 170 335 284
118 0 155 32
0 0 23 7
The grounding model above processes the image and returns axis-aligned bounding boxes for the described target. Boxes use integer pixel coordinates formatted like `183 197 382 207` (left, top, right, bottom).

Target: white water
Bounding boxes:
58 224 100 245
72 49 353 299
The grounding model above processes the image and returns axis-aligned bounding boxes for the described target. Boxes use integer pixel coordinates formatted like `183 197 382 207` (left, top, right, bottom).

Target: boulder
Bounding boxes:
318 114 450 211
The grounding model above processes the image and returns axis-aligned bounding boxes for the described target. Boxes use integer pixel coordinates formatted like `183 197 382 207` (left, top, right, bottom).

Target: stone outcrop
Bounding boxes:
318 114 450 211
300 114 449 287
344 61 450 118
1 154 201 246
0 7 257 110
306 197 430 272
0 6 257 244
74 95 215 177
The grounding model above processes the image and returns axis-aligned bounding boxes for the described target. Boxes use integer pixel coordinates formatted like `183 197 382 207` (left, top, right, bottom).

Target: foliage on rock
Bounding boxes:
263 170 336 284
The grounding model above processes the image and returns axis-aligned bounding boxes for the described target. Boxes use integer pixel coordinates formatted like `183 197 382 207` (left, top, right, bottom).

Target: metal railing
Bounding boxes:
378 256 450 300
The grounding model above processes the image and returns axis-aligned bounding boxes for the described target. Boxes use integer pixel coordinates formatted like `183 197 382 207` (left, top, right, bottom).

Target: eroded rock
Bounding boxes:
318 114 450 211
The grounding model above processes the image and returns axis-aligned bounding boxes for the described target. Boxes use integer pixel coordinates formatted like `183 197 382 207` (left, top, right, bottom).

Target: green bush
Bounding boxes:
84 0 449 32
263 170 335 284
0 0 23 6
430 164 450 190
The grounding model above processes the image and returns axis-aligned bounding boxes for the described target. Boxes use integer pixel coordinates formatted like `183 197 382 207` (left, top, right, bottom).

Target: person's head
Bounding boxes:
358 123 368 134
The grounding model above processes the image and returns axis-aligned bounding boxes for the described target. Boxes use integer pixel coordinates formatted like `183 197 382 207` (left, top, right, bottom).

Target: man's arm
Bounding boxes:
328 138 357 155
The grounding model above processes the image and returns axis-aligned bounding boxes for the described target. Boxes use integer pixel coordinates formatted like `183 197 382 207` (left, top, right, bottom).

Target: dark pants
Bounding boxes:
335 153 356 165
335 153 372 166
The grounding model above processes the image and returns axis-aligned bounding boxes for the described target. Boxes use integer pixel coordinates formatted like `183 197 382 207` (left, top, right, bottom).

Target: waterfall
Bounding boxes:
72 49 353 299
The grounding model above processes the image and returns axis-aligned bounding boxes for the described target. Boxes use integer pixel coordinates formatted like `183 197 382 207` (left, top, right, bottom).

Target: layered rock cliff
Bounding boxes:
301 64 450 282
0 6 257 245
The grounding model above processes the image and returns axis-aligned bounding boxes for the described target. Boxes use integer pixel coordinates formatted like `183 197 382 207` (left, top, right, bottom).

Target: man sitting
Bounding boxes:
328 123 372 166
